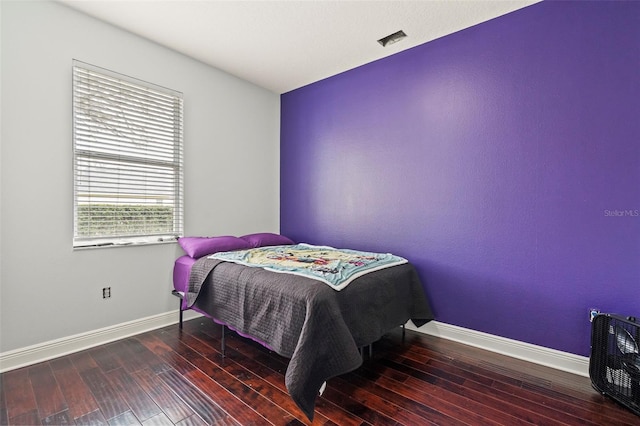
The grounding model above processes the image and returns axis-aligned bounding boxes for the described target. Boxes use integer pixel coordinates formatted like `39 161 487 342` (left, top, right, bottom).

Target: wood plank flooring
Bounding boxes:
1 317 638 425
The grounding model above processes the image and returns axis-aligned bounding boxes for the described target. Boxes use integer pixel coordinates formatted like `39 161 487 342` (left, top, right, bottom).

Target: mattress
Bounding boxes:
173 255 196 310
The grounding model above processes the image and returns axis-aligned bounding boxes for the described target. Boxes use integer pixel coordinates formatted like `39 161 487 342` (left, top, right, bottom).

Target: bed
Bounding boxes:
172 233 434 421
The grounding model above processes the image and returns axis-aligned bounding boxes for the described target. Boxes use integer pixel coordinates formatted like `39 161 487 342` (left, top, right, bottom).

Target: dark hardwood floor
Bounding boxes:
1 318 638 425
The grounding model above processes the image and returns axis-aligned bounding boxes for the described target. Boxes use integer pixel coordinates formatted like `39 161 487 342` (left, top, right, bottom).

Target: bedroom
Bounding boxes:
1 0 639 424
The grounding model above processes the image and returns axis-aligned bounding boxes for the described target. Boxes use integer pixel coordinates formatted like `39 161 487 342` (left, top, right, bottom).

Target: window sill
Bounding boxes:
73 237 179 250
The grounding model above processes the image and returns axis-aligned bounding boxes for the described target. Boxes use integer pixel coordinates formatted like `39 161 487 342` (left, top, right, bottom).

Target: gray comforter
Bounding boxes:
186 257 433 421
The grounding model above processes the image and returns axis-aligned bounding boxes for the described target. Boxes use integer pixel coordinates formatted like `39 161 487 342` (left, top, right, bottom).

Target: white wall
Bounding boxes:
0 0 280 353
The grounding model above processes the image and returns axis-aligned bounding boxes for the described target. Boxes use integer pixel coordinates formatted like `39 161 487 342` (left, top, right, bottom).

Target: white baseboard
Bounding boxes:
0 310 202 373
1 314 589 378
407 320 589 377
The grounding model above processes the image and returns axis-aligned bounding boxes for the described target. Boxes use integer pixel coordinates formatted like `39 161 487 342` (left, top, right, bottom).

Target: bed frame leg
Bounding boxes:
402 323 406 343
359 344 374 360
221 324 226 358
172 290 185 330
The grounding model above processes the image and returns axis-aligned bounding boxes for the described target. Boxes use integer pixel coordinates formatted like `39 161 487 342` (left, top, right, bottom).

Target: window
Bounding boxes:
73 60 183 248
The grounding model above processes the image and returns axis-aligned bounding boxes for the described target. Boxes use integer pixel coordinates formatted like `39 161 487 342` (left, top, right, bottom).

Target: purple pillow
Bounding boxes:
178 236 251 258
240 232 294 248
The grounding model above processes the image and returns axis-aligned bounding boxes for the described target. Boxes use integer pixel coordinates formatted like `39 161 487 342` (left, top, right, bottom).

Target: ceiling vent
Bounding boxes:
377 30 407 47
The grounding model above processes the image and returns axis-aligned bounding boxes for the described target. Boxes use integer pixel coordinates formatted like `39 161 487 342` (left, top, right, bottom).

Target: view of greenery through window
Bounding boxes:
76 204 174 237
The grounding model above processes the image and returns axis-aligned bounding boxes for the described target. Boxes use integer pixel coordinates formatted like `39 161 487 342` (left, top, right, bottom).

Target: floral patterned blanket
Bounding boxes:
208 243 407 290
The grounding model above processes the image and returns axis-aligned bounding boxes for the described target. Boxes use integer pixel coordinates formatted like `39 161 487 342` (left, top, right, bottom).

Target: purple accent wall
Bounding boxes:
280 1 640 356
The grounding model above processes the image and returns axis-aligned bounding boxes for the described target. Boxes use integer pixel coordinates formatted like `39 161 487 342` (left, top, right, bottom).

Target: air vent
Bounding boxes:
377 30 407 47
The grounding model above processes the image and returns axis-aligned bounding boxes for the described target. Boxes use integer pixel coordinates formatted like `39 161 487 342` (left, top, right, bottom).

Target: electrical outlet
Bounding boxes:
589 307 600 322
103 287 111 299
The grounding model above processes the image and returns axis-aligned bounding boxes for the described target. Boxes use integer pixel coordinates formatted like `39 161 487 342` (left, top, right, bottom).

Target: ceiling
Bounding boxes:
58 0 540 94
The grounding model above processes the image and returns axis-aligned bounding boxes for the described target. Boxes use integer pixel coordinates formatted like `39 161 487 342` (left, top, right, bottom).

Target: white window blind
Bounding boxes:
73 61 184 248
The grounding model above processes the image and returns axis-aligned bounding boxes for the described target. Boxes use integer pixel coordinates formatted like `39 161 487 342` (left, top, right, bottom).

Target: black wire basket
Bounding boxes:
589 313 640 417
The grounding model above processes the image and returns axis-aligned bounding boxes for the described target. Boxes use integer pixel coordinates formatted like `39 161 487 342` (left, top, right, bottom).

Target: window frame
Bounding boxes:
72 60 184 249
